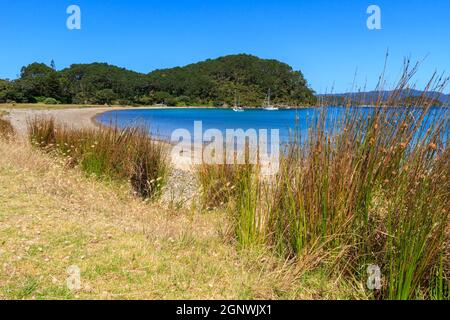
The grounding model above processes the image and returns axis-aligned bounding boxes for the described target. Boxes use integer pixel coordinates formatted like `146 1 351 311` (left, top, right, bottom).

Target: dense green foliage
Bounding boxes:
0 54 316 107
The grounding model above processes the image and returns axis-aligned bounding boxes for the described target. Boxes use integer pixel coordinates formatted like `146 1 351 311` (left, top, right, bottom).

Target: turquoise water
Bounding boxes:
96 107 448 145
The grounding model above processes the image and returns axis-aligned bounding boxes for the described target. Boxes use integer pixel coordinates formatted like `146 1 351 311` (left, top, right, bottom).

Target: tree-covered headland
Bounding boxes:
0 54 317 107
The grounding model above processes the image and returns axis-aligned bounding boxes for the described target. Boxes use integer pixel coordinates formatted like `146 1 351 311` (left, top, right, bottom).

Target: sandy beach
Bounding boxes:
2 106 200 173
3 107 131 135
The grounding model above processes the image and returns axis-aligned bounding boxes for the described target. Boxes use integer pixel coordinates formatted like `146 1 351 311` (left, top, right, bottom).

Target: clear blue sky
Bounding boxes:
0 0 449 93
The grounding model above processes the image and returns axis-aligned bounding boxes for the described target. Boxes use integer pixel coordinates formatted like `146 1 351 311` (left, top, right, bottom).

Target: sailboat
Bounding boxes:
232 92 244 112
263 89 278 111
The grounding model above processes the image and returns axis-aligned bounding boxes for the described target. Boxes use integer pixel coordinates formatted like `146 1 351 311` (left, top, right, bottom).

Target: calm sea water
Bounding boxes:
96 107 448 145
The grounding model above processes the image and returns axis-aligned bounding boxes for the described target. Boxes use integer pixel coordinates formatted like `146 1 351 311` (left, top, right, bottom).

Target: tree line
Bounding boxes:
0 54 317 107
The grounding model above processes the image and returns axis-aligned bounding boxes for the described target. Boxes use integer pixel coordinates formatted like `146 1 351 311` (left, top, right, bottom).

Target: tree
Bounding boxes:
94 89 117 105
17 63 62 102
0 79 22 103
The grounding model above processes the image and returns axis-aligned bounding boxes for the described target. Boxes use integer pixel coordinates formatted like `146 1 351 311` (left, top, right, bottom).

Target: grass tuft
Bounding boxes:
27 117 169 199
0 116 15 141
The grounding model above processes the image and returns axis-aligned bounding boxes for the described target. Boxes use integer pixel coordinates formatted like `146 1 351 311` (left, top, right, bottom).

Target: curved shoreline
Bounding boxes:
5 106 197 171
4 107 123 135
5 106 178 135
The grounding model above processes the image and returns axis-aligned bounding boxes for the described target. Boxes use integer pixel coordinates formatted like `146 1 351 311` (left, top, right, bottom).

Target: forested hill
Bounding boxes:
0 54 316 107
147 55 316 106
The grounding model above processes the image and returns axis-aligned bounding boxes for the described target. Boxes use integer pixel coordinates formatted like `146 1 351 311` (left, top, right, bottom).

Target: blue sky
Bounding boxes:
0 0 449 93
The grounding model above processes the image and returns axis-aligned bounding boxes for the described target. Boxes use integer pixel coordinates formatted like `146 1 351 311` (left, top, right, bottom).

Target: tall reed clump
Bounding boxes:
223 61 449 299
196 145 263 246
231 163 262 247
381 145 448 300
197 163 240 209
0 117 15 141
270 105 448 299
128 127 169 199
27 117 169 199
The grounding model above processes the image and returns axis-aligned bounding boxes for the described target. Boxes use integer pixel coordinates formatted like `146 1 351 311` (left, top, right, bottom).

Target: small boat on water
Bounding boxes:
263 89 279 111
233 91 244 112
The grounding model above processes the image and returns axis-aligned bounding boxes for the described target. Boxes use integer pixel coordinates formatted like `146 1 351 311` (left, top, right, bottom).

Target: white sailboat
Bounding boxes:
263 89 278 111
232 92 244 112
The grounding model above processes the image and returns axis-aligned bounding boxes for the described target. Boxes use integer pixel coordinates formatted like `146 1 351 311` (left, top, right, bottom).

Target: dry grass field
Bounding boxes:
0 138 363 300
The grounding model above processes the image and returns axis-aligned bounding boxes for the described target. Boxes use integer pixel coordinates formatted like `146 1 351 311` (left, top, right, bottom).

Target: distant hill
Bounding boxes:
0 55 316 107
319 89 450 106
146 54 316 106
